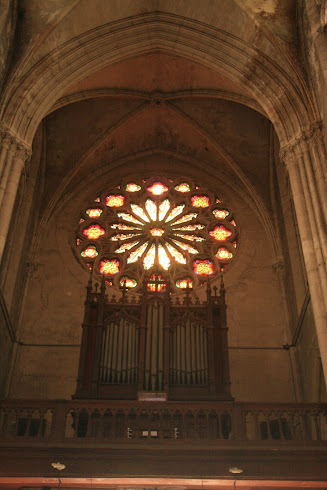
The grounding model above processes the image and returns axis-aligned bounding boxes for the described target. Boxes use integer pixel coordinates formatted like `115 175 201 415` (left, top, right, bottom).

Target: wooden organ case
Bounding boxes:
75 274 232 401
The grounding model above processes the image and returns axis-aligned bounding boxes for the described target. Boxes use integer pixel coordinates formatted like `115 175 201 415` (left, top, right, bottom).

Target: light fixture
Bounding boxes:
229 466 243 474
51 461 65 471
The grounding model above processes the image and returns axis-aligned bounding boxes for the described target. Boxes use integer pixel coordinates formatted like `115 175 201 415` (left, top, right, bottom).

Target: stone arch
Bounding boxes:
0 12 319 147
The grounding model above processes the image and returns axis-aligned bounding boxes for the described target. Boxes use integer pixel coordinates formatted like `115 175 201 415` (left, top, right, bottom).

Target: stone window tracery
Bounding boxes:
75 177 239 292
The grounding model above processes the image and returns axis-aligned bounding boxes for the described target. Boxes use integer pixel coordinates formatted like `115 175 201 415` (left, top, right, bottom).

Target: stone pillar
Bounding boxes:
280 124 327 388
0 131 31 262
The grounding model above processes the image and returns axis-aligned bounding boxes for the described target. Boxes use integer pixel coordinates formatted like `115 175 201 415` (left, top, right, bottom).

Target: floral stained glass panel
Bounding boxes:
191 195 210 208
106 195 124 207
126 183 141 192
83 224 105 240
81 245 98 259
216 248 233 260
147 274 165 292
120 277 138 288
86 208 103 218
176 278 193 289
150 228 164 237
175 183 190 193
193 259 214 276
212 209 229 219
209 226 232 241
100 259 120 275
148 182 168 195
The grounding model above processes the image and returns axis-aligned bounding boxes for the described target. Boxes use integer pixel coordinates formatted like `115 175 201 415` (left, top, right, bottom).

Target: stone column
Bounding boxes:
281 124 327 387
0 133 31 262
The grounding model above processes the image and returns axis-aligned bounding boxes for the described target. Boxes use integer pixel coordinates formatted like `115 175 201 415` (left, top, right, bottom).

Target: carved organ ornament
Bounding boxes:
75 177 237 401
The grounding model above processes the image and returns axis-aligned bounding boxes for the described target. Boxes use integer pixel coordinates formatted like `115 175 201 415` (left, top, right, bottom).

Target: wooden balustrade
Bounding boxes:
0 400 326 445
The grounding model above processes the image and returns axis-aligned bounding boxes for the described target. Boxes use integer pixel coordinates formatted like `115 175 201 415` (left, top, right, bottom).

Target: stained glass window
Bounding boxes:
83 224 105 240
165 205 185 223
212 209 229 219
86 208 103 218
126 183 141 192
191 195 210 208
147 274 165 292
117 212 144 226
106 195 124 207
193 260 214 276
100 259 120 275
145 199 157 221
81 245 98 259
115 241 140 254
76 176 238 289
143 244 156 270
176 278 193 289
209 226 232 241
120 277 138 288
216 248 233 260
111 223 141 231
131 204 150 223
150 228 165 237
175 183 190 193
148 182 168 195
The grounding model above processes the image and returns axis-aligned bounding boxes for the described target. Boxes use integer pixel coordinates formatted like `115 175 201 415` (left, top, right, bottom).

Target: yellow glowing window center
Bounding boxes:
150 228 165 237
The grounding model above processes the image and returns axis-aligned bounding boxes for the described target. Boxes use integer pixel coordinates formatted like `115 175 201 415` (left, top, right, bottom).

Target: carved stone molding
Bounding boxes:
279 122 324 167
24 261 39 275
272 261 285 278
0 127 32 162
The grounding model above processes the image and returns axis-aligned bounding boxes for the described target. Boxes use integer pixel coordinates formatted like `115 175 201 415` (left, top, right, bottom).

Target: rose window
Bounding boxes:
75 177 239 292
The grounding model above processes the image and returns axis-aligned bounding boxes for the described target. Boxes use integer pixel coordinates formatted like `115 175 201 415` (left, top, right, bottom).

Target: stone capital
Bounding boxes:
0 127 32 161
279 122 323 168
14 143 32 163
272 261 285 277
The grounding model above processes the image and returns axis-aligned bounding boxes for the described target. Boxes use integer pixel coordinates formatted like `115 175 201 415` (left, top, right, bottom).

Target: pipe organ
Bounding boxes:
75 275 232 401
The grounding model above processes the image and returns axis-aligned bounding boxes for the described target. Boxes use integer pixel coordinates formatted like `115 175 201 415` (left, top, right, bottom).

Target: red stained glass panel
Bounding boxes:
120 277 138 288
83 224 105 240
81 245 98 259
99 259 120 275
209 225 232 241
147 182 168 195
193 259 214 276
86 208 103 218
176 278 193 289
106 195 124 207
191 195 210 208
212 209 229 219
175 183 190 193
126 183 141 192
216 248 233 260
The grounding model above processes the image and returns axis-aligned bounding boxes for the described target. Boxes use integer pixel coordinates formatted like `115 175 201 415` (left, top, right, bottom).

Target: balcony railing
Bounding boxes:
0 400 326 446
